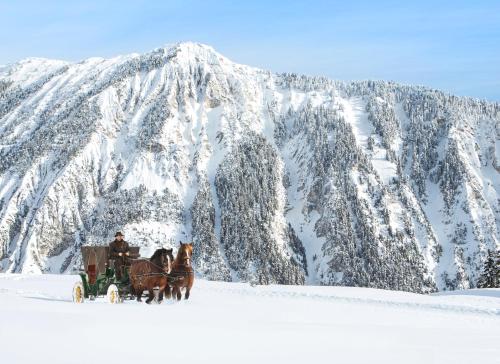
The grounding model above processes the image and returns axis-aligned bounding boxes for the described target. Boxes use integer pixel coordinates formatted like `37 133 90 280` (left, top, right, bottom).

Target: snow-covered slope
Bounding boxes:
0 273 499 364
0 42 498 292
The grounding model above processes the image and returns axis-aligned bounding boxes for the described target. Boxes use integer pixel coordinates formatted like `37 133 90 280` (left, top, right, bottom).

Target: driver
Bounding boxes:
109 231 130 280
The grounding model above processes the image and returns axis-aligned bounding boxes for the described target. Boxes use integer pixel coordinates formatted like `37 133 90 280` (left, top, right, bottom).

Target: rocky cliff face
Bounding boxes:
0 42 498 292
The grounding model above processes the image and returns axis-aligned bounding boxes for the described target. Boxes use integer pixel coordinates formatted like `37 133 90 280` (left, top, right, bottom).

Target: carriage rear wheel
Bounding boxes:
106 284 121 304
72 282 85 303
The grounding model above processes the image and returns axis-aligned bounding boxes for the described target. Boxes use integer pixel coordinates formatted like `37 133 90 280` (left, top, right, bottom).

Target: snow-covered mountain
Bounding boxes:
0 42 498 292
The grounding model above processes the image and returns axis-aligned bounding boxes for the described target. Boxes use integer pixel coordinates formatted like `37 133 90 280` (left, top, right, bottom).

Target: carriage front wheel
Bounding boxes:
106 284 121 304
72 281 85 303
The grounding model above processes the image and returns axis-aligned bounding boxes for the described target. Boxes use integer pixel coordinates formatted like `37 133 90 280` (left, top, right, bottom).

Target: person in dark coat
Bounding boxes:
109 231 130 280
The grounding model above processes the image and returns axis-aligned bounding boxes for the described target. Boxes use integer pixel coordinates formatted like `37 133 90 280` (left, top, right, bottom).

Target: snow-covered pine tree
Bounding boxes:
477 250 500 288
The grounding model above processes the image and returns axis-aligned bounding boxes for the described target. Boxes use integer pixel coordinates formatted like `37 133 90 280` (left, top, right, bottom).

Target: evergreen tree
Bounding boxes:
477 250 500 288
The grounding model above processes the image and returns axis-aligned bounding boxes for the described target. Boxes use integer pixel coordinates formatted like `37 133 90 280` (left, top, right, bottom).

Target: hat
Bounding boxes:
115 231 124 237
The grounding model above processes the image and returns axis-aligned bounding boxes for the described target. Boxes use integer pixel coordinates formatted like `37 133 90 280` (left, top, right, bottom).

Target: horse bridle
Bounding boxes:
175 255 192 267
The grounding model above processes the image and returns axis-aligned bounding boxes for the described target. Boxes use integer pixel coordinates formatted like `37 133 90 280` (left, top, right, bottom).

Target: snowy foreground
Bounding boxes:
1 274 499 364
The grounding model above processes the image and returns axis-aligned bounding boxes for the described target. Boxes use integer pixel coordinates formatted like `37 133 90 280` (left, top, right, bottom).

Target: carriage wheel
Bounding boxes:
106 284 120 304
72 282 85 303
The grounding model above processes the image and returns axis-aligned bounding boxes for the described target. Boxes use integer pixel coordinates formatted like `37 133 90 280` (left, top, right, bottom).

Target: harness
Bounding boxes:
128 257 174 286
128 258 194 286
128 255 194 288
168 257 195 282
128 257 169 271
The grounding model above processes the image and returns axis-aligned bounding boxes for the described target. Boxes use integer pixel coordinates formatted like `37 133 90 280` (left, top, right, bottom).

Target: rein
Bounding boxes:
130 251 194 282
128 256 171 275
132 272 171 278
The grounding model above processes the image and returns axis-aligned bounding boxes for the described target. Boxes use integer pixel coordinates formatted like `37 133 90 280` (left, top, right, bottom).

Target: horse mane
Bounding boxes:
173 246 184 264
150 248 166 261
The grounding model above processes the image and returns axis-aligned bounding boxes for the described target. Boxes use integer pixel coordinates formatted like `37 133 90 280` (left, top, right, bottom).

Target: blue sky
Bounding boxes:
1 0 499 101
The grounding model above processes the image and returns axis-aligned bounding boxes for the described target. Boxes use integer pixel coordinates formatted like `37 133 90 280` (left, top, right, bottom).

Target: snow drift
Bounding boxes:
0 274 499 364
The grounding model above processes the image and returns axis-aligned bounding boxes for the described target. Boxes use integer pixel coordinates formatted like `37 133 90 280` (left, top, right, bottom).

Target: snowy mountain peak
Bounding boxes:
163 41 219 55
0 43 498 292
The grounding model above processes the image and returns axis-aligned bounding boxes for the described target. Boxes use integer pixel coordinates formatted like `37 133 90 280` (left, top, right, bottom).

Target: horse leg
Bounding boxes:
171 286 180 301
146 289 154 304
158 287 164 303
185 277 194 300
176 286 182 301
136 289 143 302
164 285 172 299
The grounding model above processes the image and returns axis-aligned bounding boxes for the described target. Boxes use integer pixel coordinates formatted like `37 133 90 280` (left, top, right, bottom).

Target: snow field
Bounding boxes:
1 273 499 364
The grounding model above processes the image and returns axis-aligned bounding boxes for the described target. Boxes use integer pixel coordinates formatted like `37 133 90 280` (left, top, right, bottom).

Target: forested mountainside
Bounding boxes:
0 42 498 292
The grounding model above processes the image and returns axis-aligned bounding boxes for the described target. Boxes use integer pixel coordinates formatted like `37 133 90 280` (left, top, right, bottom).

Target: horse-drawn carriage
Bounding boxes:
72 243 194 304
72 245 140 303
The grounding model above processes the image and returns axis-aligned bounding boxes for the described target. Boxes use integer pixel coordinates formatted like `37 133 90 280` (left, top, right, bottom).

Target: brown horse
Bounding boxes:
129 248 174 304
170 242 194 300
